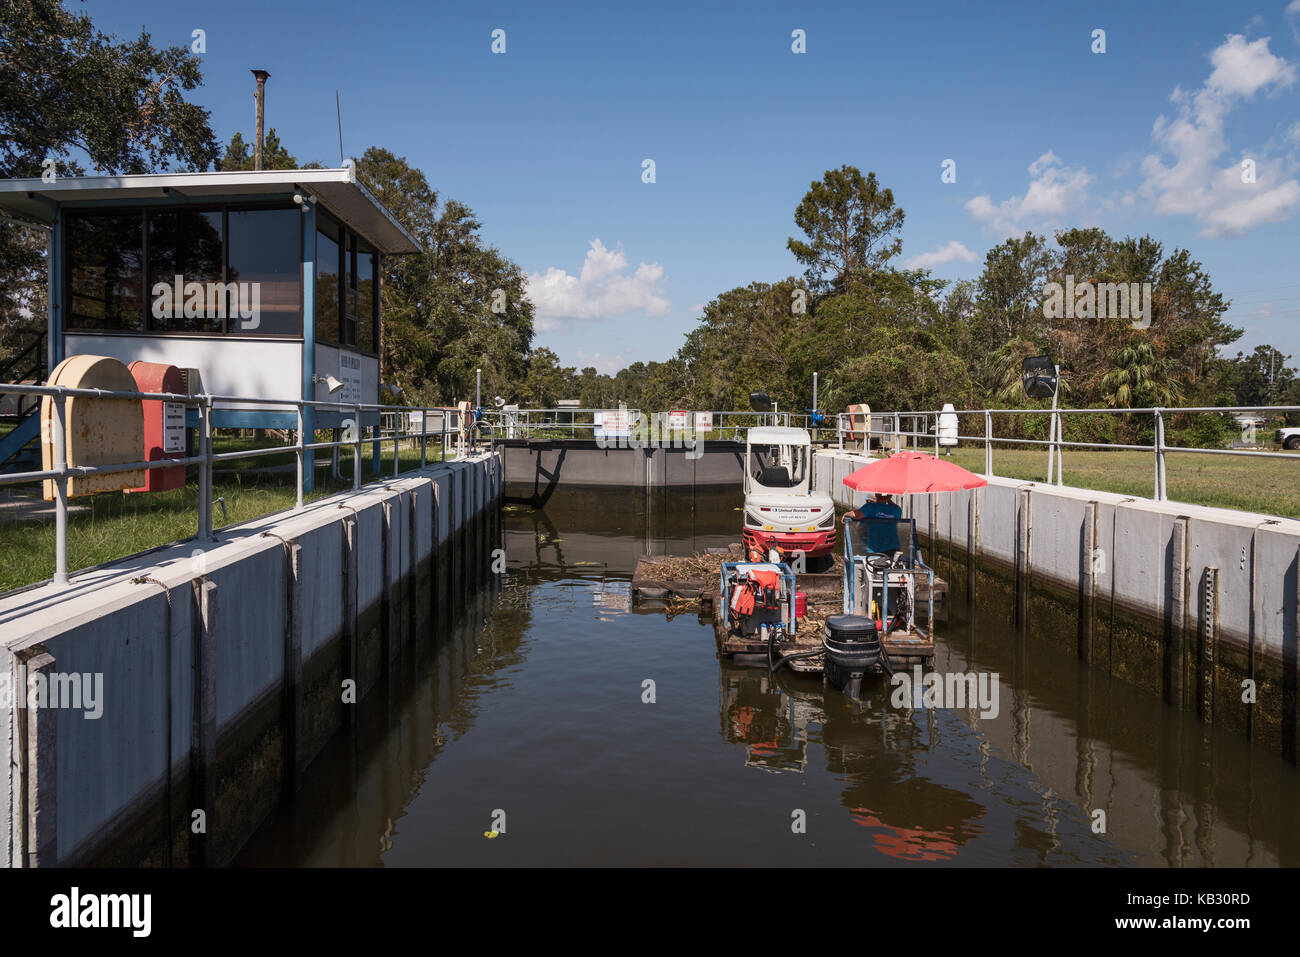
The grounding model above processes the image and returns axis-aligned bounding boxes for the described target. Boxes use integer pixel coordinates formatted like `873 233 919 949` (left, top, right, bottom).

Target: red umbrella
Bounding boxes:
842 451 988 494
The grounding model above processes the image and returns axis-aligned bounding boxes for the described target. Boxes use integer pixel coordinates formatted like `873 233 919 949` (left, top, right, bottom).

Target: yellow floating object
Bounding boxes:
483 830 499 839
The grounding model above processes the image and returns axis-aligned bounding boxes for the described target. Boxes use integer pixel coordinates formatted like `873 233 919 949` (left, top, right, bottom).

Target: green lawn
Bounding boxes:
941 446 1300 519
0 432 448 593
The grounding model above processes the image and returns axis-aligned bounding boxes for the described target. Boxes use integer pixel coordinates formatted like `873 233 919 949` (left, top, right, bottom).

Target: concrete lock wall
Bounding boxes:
0 452 500 867
500 439 745 503
814 449 1300 762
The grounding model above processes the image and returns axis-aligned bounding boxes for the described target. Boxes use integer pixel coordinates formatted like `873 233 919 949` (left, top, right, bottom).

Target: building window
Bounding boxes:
356 243 375 353
147 209 223 333
66 212 145 331
226 208 301 335
315 216 342 343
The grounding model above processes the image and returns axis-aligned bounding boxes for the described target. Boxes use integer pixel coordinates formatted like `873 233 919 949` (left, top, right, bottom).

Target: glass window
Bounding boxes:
147 209 224 332
315 217 341 343
356 243 375 353
66 213 144 330
226 208 301 335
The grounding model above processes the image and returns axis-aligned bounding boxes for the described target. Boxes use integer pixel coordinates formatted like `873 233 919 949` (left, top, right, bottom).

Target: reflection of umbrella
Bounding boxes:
843 451 988 494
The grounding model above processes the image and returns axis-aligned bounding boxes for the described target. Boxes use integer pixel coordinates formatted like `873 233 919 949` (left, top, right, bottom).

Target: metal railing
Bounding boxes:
477 407 803 442
0 382 471 587
834 405 1300 501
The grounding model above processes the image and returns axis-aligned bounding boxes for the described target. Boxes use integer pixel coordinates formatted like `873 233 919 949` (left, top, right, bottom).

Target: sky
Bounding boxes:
85 0 1300 374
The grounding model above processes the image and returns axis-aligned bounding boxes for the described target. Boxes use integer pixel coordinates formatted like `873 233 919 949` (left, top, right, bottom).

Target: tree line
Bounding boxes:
519 165 1296 447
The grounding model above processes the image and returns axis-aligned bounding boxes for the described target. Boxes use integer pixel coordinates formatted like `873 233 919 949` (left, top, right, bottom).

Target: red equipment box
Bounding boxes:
127 361 187 492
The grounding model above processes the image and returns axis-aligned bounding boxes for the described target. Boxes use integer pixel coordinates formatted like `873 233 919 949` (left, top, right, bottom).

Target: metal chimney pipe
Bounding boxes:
251 70 270 170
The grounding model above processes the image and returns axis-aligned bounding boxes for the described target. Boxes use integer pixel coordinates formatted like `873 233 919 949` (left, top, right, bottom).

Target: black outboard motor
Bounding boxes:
822 614 888 697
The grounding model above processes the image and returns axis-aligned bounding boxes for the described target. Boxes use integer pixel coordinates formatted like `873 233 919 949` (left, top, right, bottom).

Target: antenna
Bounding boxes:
335 91 344 165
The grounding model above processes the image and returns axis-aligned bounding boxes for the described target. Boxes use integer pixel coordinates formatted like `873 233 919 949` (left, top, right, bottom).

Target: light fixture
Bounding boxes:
312 373 344 394
493 396 506 408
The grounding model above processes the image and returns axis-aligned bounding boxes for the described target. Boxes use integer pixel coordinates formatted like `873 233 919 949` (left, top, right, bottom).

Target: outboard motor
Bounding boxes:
822 614 889 697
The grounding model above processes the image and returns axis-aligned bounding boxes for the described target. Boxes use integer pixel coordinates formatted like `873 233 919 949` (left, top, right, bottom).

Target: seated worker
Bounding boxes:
842 493 903 554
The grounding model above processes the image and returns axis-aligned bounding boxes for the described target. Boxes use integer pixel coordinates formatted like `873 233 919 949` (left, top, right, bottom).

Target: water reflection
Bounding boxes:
239 499 1300 868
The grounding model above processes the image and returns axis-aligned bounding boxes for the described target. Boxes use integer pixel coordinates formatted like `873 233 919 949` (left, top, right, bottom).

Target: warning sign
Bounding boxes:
163 402 186 453
694 412 713 431
596 409 631 438
339 353 363 405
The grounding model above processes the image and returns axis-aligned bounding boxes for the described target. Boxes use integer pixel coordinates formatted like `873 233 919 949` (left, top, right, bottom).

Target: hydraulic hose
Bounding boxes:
767 627 824 673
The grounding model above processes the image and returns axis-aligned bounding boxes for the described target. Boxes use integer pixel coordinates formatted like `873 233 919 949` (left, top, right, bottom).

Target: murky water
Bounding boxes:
239 493 1300 867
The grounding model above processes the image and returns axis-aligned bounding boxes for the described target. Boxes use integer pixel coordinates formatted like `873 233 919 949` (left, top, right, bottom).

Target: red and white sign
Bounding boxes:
596 409 631 436
694 411 713 431
667 410 690 430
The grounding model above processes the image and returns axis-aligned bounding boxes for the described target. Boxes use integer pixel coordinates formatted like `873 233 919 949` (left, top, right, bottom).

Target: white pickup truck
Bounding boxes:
1276 427 1300 451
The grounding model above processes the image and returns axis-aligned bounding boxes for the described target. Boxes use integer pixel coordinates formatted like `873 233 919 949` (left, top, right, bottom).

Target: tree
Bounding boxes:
354 147 535 404
217 129 304 171
0 0 218 179
521 347 573 407
975 232 1053 343
0 0 218 363
1101 342 1184 408
1225 345 1295 407
787 166 904 293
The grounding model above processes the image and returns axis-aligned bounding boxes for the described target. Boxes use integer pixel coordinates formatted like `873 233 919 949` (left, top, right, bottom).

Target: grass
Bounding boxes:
941 446 1300 519
0 432 448 593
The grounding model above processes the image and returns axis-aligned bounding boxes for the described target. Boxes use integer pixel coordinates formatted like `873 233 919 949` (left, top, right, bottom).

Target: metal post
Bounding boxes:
1047 372 1060 484
198 397 213 540
984 410 992 477
420 408 427 468
1154 409 1167 501
933 413 939 457
393 411 399 477
353 404 362 490
295 405 304 510
51 389 69 585
1055 410 1064 486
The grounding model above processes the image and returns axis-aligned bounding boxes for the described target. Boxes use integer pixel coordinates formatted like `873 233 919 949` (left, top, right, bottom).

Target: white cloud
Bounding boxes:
903 240 978 270
1140 34 1299 236
525 239 669 324
965 151 1094 234
575 351 626 375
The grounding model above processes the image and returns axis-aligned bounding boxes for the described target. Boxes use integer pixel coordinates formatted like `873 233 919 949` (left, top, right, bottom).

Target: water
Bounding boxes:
239 495 1300 867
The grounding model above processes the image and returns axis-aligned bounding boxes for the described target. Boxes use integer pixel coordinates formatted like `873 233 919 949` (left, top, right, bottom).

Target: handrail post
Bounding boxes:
420 408 428 468
353 404 362 490
393 410 400 477
51 387 69 585
984 410 992 477
295 405 304 510
198 396 213 541
1159 408 1170 501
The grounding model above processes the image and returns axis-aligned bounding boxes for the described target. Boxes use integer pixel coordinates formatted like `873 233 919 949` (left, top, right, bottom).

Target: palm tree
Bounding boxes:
1101 341 1183 408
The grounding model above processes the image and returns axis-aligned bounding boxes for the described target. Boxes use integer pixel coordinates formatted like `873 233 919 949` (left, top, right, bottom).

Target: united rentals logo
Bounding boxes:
150 274 261 329
1042 275 1152 330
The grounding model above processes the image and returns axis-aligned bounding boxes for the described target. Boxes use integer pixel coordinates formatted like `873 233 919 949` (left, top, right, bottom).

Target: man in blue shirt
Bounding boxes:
842 493 903 553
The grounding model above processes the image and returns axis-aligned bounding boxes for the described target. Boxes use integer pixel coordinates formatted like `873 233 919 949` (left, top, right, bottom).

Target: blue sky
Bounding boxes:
86 0 1300 373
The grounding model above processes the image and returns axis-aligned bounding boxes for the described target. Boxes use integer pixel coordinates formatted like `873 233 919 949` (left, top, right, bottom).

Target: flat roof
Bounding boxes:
0 168 421 256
